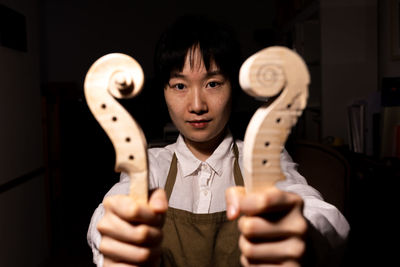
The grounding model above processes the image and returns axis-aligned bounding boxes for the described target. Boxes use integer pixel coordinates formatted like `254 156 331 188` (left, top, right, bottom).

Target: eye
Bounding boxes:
169 83 186 90
175 83 185 90
207 81 221 88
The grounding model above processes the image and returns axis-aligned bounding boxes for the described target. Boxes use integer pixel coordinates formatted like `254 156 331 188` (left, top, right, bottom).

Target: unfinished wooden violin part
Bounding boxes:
84 53 148 203
239 46 310 192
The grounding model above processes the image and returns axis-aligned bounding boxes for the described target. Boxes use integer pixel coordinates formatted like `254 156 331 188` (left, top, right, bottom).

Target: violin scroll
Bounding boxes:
239 53 286 99
84 53 148 203
240 46 310 192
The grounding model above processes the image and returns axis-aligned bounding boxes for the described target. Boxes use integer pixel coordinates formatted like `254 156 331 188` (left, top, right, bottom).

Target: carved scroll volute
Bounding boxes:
239 46 310 193
84 53 148 204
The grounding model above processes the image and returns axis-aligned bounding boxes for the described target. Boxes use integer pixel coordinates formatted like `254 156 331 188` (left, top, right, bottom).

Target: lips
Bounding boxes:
187 119 212 129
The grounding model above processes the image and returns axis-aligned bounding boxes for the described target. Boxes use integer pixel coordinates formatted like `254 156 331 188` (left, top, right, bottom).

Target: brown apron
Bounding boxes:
161 144 244 267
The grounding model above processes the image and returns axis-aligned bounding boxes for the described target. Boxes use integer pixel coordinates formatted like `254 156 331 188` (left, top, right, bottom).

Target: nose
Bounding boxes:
189 87 208 115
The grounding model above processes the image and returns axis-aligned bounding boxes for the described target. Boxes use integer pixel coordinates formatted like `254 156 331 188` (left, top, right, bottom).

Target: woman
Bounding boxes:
88 15 349 267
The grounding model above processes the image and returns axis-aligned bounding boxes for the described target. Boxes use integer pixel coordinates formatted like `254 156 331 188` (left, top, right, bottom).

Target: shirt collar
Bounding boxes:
174 131 234 177
174 135 201 177
205 132 234 176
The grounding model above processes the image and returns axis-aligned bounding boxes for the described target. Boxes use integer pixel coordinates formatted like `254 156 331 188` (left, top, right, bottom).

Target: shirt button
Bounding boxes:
203 190 208 196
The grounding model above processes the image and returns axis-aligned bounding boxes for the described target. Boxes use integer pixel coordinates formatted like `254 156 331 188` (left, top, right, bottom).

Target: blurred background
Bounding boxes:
0 0 399 266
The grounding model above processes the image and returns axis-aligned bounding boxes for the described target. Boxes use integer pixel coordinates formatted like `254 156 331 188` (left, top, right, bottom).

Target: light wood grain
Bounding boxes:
84 53 148 203
240 46 310 192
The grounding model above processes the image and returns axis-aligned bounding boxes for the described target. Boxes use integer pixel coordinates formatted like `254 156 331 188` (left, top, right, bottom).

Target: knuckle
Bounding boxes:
135 247 151 262
96 217 110 234
97 213 119 235
296 218 308 236
98 236 110 254
258 192 270 207
239 236 255 258
135 225 150 243
126 203 139 218
96 220 106 233
286 238 306 259
102 197 112 209
289 216 307 237
239 217 256 237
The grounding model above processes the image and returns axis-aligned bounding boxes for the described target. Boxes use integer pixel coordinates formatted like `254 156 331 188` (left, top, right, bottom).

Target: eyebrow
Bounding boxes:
170 70 223 79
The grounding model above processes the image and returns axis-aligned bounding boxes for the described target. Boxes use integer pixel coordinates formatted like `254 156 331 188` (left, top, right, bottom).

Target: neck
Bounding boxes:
184 129 227 162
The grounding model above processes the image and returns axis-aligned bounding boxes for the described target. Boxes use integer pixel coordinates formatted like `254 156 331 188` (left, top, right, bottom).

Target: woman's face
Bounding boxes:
164 47 232 146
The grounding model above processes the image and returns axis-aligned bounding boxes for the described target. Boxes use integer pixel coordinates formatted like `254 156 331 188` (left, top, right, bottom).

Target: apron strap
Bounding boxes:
232 143 244 186
165 153 178 201
164 142 243 201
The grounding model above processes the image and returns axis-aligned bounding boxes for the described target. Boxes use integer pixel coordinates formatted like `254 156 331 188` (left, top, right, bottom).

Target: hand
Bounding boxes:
226 186 307 267
97 189 168 267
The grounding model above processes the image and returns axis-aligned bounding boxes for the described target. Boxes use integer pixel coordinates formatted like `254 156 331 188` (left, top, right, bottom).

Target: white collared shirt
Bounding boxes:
149 133 238 213
87 132 350 266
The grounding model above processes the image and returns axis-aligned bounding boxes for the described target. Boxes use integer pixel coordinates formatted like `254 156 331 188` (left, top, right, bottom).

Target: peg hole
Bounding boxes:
129 155 134 160
287 103 292 109
112 116 117 122
265 141 270 147
101 103 107 109
262 159 268 165
276 118 281 123
125 137 131 142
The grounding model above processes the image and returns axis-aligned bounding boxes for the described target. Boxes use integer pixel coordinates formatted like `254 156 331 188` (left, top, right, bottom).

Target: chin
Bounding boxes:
186 134 212 143
186 128 227 144
183 131 214 143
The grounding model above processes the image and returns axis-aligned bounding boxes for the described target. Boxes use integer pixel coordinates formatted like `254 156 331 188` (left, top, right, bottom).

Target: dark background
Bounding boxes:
0 0 399 266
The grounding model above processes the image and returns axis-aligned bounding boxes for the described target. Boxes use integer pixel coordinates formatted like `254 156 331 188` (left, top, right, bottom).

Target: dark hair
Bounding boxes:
154 15 241 91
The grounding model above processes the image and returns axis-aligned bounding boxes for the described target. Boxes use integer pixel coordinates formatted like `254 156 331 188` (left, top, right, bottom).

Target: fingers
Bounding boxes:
233 187 307 266
238 187 306 241
97 212 163 245
102 194 165 227
239 187 304 216
239 235 305 265
98 191 168 266
225 186 246 219
100 236 161 265
238 210 307 240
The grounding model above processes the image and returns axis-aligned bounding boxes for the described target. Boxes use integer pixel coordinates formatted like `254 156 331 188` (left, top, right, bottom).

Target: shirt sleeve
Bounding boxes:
87 203 104 267
277 149 350 258
87 173 131 267
236 140 349 246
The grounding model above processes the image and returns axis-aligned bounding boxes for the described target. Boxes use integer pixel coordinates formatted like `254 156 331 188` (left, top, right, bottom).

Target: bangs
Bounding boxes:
167 44 222 77
154 15 241 89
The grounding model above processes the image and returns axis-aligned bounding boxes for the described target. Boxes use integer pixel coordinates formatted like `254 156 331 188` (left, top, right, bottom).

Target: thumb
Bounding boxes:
149 188 168 214
225 186 246 220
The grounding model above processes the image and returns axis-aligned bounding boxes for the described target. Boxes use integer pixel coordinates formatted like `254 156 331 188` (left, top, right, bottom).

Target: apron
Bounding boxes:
161 144 244 267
